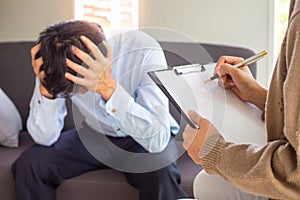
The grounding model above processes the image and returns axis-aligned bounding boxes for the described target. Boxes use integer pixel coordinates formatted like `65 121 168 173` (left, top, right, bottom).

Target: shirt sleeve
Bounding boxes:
27 78 67 146
105 83 173 153
105 43 178 153
200 13 300 200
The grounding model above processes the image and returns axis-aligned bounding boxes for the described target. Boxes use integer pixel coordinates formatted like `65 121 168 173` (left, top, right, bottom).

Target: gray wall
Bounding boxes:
0 0 74 41
139 0 275 86
0 0 276 86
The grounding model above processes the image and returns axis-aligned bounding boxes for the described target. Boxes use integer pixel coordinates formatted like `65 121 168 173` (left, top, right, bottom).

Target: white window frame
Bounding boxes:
268 0 290 84
73 0 139 29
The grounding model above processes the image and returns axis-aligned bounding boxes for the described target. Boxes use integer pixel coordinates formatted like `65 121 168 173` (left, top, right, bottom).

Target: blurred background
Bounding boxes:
0 0 290 87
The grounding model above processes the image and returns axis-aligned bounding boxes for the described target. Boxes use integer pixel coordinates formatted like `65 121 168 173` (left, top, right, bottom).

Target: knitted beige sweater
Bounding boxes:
201 0 300 199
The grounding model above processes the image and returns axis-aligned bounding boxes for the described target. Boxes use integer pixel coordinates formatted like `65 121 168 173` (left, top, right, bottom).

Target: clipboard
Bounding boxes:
148 64 204 129
148 63 266 145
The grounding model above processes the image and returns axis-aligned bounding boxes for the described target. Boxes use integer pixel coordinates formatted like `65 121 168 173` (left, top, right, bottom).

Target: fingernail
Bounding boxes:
80 35 86 41
71 45 75 52
188 110 195 115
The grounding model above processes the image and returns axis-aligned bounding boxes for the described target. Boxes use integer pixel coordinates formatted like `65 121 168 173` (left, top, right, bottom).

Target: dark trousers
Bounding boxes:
12 127 187 200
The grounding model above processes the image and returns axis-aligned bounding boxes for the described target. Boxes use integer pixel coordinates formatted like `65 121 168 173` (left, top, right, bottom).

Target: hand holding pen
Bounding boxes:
205 51 267 83
211 52 268 111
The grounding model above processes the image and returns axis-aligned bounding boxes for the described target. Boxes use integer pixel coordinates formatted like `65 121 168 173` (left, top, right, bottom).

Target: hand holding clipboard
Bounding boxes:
148 53 266 144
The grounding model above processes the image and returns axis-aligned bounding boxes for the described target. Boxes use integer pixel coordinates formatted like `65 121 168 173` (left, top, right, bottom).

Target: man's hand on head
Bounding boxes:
31 43 54 99
39 84 54 99
65 35 116 101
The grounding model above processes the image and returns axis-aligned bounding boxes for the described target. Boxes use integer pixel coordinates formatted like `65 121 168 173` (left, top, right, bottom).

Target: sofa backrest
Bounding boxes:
0 41 75 131
0 42 35 129
159 41 257 78
0 41 256 133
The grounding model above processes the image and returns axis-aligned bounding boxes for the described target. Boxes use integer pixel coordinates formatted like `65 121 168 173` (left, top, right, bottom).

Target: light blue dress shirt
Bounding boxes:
27 30 179 153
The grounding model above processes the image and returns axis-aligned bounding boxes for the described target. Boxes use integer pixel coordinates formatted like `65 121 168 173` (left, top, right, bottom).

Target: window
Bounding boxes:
274 0 290 55
267 0 290 85
74 0 138 29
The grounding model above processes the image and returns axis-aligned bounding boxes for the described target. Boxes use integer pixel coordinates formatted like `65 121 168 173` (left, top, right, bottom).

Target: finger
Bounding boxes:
214 56 226 74
238 65 254 78
218 72 235 89
80 35 106 61
182 140 190 150
66 58 89 77
32 57 44 74
71 45 96 69
224 80 236 88
214 56 244 74
182 125 194 141
35 57 44 67
31 43 41 61
218 75 230 89
182 129 194 149
65 72 87 86
218 63 238 78
217 56 244 66
102 40 113 62
38 71 46 80
220 81 235 89
218 78 225 88
188 110 202 124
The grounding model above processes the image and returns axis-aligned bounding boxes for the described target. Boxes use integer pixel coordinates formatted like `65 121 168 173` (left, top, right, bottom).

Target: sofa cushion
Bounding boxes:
0 131 201 199
0 131 34 200
57 169 139 200
56 152 201 199
0 89 22 147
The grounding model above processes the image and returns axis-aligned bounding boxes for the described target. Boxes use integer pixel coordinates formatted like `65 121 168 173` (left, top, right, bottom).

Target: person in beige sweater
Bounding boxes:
183 0 300 199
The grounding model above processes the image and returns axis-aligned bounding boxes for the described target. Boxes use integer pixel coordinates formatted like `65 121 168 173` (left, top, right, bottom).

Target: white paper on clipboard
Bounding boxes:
148 63 266 145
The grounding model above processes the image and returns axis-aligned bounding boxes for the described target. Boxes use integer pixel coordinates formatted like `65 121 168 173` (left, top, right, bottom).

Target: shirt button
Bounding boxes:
111 108 116 113
116 128 121 131
38 100 41 104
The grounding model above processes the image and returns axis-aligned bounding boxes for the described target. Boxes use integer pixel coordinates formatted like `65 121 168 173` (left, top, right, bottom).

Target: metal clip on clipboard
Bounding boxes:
173 63 207 75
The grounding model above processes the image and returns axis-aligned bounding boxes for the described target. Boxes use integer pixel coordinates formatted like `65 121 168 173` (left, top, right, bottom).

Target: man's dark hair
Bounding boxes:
36 20 107 98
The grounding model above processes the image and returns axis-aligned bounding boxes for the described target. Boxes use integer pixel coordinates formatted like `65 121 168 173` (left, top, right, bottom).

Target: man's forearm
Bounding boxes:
27 79 67 145
105 84 172 153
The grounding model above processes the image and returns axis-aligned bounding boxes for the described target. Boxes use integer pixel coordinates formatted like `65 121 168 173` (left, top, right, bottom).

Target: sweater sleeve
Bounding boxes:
200 11 300 200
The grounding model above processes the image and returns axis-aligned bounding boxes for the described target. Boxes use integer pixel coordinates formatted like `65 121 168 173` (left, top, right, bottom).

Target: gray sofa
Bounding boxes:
0 40 256 200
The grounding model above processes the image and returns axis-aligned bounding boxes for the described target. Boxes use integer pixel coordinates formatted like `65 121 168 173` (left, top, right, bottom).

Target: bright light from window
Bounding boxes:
74 0 138 29
274 0 290 55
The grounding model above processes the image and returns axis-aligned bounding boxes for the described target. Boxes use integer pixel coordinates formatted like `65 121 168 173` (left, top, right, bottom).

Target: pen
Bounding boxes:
204 50 268 83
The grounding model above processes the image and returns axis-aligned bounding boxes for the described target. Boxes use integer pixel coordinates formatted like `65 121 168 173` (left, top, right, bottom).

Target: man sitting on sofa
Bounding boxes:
12 20 187 200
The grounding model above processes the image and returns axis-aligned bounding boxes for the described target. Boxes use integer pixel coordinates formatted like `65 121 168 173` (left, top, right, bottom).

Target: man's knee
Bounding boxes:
152 162 180 182
12 146 51 179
